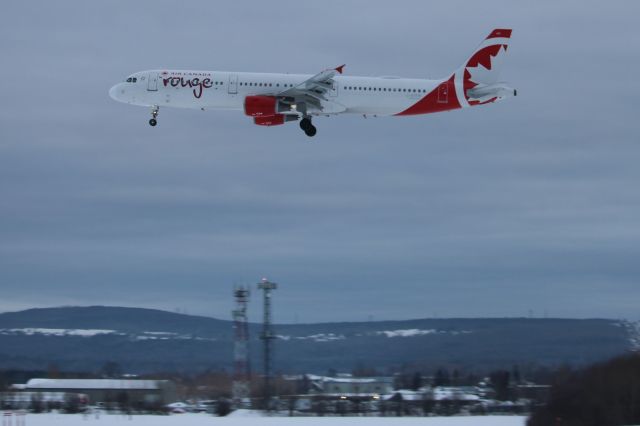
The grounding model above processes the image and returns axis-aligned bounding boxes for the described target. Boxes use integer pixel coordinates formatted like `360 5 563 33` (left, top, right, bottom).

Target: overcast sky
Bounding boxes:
1 1 639 323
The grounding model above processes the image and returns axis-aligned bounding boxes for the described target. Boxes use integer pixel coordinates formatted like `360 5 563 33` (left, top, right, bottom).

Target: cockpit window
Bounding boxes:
125 77 137 83
132 77 137 82
126 77 132 82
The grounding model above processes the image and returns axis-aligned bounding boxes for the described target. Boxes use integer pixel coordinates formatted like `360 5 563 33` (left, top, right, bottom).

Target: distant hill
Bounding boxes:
0 306 636 374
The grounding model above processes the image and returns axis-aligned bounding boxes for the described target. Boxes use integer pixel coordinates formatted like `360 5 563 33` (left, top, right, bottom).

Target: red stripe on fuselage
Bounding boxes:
395 75 460 116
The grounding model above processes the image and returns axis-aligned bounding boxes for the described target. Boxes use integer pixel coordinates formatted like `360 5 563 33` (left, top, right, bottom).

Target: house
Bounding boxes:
14 379 176 407
284 374 393 398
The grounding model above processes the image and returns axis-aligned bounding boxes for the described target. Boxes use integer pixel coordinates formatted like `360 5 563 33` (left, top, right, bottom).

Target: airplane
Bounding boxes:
109 29 515 137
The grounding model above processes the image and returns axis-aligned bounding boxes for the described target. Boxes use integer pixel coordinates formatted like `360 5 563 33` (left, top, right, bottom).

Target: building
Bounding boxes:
285 374 393 398
1 391 88 411
15 379 176 407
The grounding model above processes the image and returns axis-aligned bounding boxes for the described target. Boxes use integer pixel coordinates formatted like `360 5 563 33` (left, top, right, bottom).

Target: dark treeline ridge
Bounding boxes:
528 353 640 426
0 307 632 374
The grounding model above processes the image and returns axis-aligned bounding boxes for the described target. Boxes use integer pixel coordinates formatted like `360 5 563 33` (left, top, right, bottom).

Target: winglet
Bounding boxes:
335 64 345 74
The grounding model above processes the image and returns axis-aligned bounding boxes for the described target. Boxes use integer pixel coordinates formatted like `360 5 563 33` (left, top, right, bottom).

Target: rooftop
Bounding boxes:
25 379 166 390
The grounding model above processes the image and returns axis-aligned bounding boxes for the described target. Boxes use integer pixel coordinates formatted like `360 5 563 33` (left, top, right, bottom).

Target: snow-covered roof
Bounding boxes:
383 390 424 401
433 387 481 401
25 379 165 390
306 374 392 384
322 377 377 384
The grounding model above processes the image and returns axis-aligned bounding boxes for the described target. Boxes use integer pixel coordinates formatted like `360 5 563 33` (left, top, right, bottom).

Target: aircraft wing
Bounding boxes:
277 65 345 113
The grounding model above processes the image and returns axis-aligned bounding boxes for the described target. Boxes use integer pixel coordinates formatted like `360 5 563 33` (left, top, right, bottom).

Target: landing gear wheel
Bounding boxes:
149 106 159 127
299 117 312 131
304 125 317 137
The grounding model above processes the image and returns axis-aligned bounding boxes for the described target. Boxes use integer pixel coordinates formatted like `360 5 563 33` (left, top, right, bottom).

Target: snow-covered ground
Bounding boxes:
625 321 640 350
0 328 117 337
9 412 526 426
0 328 217 342
374 329 472 338
0 327 477 343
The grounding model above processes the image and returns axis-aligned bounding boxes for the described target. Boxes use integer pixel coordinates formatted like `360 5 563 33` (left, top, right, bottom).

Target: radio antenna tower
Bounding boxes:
257 277 277 410
232 286 251 407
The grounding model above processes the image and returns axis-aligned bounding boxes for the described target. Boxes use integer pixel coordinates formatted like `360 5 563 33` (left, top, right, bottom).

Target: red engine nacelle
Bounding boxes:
254 115 285 126
244 96 277 117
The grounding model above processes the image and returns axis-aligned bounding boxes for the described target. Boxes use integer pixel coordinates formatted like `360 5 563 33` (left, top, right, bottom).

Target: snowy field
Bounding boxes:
11 412 527 426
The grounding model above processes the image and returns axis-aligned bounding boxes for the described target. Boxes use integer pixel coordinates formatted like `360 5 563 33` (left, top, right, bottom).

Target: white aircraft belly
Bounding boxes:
341 94 419 116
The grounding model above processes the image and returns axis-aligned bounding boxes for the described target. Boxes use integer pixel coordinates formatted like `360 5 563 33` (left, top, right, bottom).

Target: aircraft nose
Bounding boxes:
109 84 123 101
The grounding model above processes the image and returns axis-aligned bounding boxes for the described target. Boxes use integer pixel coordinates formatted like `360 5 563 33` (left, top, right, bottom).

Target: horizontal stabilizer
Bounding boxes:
466 83 517 103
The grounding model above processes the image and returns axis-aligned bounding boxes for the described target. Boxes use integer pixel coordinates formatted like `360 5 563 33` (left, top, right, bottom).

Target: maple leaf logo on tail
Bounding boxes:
454 29 514 106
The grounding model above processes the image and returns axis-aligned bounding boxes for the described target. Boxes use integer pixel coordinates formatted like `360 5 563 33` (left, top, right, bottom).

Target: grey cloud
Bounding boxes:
1 1 639 323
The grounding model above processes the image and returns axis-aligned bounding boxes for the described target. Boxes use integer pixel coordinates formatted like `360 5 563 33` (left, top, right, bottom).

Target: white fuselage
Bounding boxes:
108 29 515 133
109 70 451 117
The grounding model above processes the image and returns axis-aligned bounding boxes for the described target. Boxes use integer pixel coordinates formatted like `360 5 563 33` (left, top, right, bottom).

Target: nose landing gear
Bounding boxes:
149 106 159 126
299 116 317 137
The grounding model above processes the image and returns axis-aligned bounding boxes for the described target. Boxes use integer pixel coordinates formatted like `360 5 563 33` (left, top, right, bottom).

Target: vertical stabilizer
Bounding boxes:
454 29 514 106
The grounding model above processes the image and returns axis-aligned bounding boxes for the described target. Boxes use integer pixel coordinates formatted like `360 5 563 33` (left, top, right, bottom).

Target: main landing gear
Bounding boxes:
149 106 159 126
299 116 317 137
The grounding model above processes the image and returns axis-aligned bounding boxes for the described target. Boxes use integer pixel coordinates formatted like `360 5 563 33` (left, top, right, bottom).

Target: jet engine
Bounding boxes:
253 114 298 126
254 115 284 126
244 95 300 118
244 96 278 117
